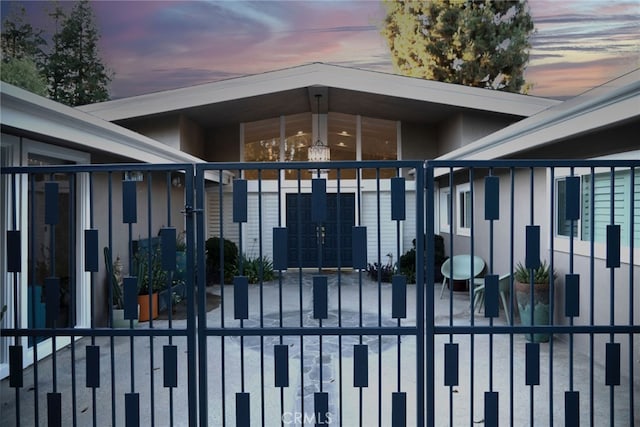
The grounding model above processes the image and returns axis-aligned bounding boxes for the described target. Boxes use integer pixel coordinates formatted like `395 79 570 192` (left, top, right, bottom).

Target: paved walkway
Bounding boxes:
1 271 638 426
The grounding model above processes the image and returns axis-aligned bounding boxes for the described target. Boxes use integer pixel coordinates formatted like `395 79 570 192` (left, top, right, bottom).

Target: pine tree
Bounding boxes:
1 5 46 63
1 5 48 95
45 0 112 106
381 0 534 93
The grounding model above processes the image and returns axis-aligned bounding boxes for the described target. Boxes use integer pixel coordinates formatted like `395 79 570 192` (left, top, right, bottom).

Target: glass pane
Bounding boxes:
28 153 75 341
284 113 312 180
464 191 472 228
327 112 356 180
361 116 397 179
244 117 280 179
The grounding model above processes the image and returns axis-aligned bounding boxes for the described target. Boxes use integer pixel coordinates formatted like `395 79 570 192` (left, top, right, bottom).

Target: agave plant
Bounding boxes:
514 260 555 284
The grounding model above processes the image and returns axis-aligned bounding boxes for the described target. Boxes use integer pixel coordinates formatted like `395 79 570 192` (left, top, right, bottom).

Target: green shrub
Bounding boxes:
239 255 275 284
398 234 446 284
205 237 238 284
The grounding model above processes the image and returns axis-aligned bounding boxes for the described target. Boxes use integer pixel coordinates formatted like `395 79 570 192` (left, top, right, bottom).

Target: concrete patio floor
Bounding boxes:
1 271 638 426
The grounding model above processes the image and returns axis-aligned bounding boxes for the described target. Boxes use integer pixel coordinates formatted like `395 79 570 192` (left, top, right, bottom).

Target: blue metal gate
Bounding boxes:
1 159 638 426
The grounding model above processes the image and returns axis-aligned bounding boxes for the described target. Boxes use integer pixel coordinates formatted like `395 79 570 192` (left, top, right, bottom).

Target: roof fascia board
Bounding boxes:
1 84 204 164
79 63 559 121
437 76 640 162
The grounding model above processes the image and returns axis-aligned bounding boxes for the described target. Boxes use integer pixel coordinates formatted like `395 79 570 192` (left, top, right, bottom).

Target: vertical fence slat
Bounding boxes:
9 346 23 388
525 225 540 270
47 393 62 427
484 392 499 427
526 343 540 386
605 343 621 386
391 177 406 221
84 229 99 272
313 276 328 320
124 277 138 320
85 346 100 388
392 392 406 427
565 391 580 427
565 274 580 317
314 392 329 425
483 275 499 318
45 182 59 225
484 176 500 220
272 227 288 271
125 393 140 427
122 180 137 224
233 179 248 223
45 277 60 326
354 344 369 387
352 226 367 269
7 230 21 272
606 225 621 268
274 345 289 388
565 176 580 220
163 345 178 388
234 276 249 320
236 393 250 427
311 178 327 223
444 343 459 387
160 227 177 271
392 275 407 319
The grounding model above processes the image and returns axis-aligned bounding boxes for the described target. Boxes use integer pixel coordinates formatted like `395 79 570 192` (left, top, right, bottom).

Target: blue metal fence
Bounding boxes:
1 159 638 426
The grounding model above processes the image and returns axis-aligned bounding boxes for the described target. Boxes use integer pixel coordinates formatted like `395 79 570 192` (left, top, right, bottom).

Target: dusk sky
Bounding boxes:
2 0 639 100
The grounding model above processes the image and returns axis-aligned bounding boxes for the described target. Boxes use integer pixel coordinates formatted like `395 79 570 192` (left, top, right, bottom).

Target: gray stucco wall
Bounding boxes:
436 112 519 157
439 168 549 271
553 252 640 381
180 115 205 158
117 115 181 150
401 122 438 161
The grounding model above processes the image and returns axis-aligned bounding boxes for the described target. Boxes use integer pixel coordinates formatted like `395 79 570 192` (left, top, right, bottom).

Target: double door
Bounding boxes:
285 193 355 268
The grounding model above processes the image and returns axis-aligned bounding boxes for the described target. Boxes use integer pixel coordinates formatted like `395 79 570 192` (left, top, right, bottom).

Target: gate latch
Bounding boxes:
181 205 203 216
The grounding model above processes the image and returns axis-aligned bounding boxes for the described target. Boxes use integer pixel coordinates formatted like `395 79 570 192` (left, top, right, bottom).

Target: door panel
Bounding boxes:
286 193 354 268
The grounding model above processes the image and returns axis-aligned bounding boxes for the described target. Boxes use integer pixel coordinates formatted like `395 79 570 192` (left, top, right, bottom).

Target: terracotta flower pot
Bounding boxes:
137 293 159 322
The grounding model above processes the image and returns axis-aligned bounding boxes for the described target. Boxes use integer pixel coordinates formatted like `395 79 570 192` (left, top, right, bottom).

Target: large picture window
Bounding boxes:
361 116 397 179
242 113 399 180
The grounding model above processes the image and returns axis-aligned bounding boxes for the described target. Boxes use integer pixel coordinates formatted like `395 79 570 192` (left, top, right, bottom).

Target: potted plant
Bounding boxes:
135 243 168 321
514 260 555 342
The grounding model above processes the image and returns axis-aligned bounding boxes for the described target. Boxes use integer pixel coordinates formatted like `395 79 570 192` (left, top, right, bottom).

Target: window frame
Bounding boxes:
552 166 639 265
438 186 451 233
455 183 471 237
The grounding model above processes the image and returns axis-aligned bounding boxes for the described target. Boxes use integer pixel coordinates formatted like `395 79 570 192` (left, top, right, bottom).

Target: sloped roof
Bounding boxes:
79 63 559 125
437 68 640 161
0 82 206 164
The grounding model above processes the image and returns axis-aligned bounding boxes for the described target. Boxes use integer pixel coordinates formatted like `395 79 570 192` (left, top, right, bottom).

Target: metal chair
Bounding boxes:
472 273 512 325
439 255 485 299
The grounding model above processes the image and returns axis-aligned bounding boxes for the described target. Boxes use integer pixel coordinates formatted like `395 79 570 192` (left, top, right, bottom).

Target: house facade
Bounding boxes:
1 63 637 389
77 63 557 267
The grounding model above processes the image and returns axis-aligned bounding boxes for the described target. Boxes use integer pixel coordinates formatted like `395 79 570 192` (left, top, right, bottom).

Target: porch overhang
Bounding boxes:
0 83 230 184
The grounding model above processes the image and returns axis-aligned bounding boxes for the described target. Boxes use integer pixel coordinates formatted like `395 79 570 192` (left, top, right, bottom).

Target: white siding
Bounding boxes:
361 191 398 266
245 192 279 260
206 186 238 245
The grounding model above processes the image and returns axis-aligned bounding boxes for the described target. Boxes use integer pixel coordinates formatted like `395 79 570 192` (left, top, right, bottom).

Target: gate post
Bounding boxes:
184 164 198 427
194 165 208 427
424 162 435 427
